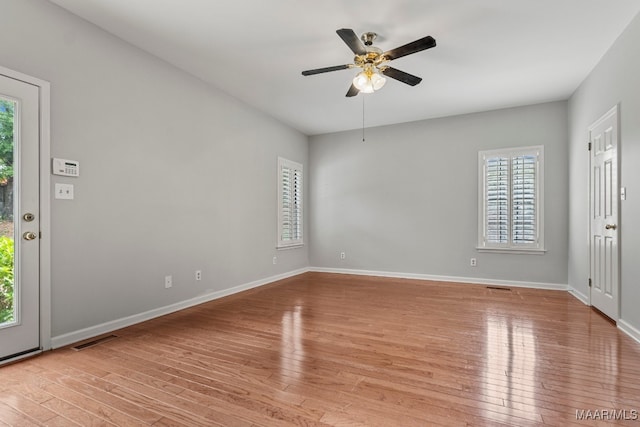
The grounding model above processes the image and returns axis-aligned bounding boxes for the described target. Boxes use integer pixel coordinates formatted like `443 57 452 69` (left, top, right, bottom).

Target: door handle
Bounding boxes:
23 231 37 241
605 224 617 230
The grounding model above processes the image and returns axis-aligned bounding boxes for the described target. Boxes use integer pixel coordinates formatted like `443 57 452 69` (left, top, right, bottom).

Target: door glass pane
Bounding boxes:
0 98 15 327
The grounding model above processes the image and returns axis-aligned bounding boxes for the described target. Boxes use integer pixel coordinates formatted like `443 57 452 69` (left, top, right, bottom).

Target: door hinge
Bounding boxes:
588 141 592 151
588 278 592 288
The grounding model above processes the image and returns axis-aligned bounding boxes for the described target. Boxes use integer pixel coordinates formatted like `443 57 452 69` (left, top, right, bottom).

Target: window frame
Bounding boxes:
277 157 304 249
477 145 545 254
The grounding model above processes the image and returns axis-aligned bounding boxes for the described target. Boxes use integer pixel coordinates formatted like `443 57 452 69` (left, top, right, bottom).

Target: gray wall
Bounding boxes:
1 0 308 337
309 102 569 285
568 12 640 331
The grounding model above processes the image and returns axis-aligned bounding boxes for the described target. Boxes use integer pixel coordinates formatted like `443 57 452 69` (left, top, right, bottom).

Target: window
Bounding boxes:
478 146 544 253
277 157 303 248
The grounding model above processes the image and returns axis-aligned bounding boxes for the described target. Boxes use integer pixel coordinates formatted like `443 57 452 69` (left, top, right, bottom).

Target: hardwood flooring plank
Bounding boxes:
40 397 112 426
38 380 155 427
0 392 59 424
35 367 165 424
0 400 41 426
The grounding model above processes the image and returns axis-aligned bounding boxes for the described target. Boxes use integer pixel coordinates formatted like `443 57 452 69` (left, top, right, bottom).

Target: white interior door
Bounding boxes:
0 74 41 362
589 106 619 320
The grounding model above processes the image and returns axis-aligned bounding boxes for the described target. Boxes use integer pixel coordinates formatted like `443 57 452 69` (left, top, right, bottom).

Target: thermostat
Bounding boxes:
52 158 80 177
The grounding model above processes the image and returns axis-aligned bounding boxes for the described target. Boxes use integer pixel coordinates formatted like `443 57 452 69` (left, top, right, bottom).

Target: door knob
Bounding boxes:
23 231 37 241
605 224 617 230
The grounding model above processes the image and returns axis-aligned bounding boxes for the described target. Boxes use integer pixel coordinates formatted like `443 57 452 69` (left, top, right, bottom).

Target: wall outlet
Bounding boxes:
272 256 277 265
470 258 477 267
165 275 173 288
195 270 202 281
340 252 346 260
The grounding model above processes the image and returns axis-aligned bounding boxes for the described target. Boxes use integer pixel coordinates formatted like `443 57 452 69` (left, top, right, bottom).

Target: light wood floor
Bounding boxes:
1 272 640 426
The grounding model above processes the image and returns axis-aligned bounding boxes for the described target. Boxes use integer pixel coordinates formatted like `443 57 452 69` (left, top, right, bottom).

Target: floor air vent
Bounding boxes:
71 334 118 351
486 286 512 291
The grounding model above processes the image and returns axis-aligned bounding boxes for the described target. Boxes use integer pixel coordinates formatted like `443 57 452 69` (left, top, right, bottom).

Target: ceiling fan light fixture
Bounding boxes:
353 68 386 94
353 71 373 93
371 72 386 90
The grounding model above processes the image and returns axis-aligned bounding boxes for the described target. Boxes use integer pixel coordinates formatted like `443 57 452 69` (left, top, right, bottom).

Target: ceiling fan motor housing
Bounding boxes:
361 32 378 46
354 48 385 69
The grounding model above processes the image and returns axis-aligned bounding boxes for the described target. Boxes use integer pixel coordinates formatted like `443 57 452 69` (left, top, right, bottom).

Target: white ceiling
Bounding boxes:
48 0 640 136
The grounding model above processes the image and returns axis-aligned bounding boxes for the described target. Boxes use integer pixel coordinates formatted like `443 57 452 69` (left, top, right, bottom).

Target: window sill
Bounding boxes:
277 243 304 251
476 247 546 255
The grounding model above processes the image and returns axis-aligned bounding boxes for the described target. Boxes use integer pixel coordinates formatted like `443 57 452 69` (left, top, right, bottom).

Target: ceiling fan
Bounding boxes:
302 28 436 97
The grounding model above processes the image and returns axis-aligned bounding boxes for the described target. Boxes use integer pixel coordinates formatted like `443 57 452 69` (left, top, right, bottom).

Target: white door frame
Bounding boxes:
587 104 620 320
0 65 51 358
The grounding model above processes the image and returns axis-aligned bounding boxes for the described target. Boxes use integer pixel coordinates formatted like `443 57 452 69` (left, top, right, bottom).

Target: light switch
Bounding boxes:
621 187 627 200
55 183 74 200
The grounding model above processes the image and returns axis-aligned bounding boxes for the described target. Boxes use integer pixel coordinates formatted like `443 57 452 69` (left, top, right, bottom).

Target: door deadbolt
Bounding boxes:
23 213 35 222
605 224 618 230
23 231 37 241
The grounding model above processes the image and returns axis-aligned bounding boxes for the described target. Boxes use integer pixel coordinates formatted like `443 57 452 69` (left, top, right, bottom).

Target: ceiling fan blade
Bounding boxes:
381 67 423 86
302 64 352 76
382 36 436 61
337 28 367 56
346 83 360 97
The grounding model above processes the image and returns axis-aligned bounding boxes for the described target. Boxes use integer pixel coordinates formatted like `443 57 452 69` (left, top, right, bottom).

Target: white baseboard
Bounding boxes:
568 287 589 305
618 320 640 345
51 268 310 349
309 267 568 291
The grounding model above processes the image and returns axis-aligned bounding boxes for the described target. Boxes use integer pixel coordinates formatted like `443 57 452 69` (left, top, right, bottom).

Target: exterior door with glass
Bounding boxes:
0 73 41 362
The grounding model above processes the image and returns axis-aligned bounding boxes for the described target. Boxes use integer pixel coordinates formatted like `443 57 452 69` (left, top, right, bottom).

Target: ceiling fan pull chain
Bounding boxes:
362 95 366 142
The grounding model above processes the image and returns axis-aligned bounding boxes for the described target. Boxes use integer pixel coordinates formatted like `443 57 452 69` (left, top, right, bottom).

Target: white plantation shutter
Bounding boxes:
511 154 537 244
479 146 544 251
278 158 303 248
485 156 509 244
